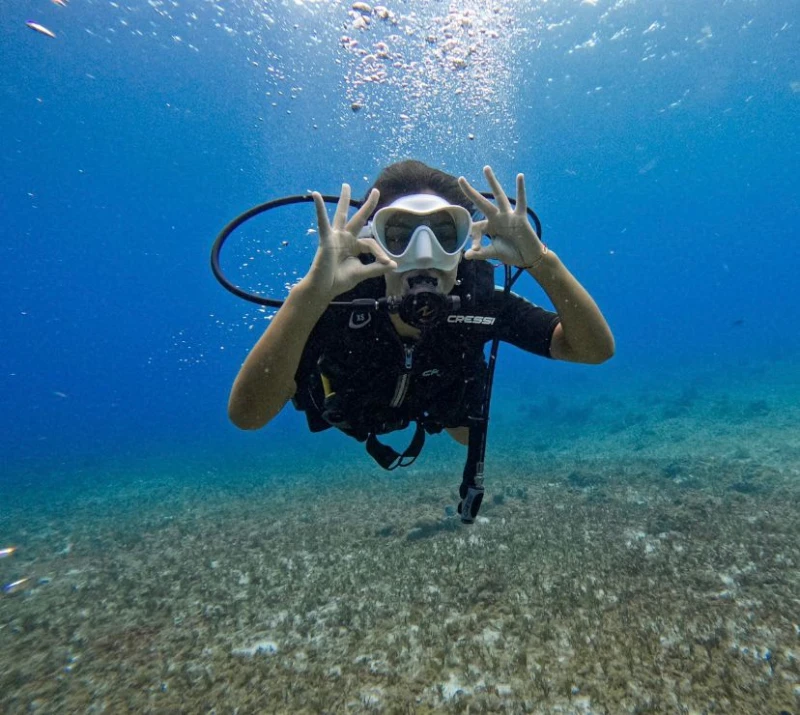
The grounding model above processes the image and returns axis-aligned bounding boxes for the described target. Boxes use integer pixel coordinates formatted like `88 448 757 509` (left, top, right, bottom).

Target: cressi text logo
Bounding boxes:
447 315 496 325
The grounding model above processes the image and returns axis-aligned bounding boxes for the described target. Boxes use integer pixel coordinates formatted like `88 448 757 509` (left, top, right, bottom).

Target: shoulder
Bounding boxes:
495 288 555 319
485 286 561 358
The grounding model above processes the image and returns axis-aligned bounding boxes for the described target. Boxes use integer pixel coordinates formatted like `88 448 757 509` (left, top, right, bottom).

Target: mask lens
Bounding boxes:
381 210 463 255
382 213 418 255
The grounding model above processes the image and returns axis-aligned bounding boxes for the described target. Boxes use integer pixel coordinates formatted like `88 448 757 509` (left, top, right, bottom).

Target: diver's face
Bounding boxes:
384 264 460 298
378 191 465 298
374 191 469 296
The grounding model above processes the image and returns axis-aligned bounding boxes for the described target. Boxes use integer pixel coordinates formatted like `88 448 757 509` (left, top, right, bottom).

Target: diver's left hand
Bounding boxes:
458 166 546 268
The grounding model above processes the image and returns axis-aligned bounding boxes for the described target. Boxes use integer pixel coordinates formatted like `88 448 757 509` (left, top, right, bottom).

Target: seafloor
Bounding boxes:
1 361 799 714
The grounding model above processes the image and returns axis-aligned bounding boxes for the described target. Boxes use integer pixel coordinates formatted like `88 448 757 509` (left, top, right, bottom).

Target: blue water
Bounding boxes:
1 1 797 474
3 3 800 711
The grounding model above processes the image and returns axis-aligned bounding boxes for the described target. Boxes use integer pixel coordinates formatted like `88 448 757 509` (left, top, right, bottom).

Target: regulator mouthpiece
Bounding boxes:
397 276 460 329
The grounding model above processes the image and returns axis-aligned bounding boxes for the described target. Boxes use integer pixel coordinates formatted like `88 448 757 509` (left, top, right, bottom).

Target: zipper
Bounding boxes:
403 344 414 370
390 343 415 408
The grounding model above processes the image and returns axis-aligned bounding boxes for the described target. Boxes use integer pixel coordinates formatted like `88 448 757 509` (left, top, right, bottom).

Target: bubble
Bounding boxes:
337 2 525 160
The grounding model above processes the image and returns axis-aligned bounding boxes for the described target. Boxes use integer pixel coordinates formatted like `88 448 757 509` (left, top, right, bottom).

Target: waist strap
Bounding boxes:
365 422 426 470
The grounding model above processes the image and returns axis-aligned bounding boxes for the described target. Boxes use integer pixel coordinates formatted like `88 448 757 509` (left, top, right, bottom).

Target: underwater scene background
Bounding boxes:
1 0 798 712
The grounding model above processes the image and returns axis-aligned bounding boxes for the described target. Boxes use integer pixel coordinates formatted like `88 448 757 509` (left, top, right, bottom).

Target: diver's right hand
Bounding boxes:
305 184 396 303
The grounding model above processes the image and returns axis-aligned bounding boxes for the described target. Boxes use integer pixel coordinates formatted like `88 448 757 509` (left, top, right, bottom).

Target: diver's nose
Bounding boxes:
413 227 435 266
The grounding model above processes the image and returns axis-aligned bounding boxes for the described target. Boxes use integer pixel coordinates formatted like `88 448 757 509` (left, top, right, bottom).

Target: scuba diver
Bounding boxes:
226 161 614 522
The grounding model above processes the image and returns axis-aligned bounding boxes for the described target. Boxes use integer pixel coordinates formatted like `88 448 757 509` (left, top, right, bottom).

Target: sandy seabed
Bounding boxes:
2 375 799 714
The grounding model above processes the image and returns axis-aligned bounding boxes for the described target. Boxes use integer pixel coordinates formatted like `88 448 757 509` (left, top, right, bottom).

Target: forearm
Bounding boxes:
228 278 331 429
528 250 615 362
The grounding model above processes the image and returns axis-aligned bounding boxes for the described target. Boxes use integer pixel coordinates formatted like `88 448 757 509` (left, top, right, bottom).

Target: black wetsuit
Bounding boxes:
292 261 560 454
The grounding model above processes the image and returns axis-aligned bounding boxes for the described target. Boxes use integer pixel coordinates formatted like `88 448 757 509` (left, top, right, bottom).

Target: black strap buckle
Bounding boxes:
365 422 426 470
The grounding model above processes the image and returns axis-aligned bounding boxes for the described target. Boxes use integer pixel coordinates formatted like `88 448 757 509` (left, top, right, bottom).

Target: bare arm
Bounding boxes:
228 186 395 430
228 279 331 429
526 250 614 363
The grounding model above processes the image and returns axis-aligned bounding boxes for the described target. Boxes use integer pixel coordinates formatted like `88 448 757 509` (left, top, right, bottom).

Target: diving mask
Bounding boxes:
365 194 473 273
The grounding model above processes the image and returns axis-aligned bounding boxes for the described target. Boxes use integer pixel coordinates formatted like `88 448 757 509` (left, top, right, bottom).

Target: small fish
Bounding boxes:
26 21 57 38
3 578 30 595
52 0 68 6
0 547 17 559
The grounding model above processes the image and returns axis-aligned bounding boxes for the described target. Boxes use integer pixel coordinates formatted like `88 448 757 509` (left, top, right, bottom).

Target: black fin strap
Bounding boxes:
365 422 426 470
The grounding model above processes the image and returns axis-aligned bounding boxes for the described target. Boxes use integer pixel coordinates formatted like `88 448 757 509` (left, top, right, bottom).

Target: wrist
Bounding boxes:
520 243 551 271
291 275 335 310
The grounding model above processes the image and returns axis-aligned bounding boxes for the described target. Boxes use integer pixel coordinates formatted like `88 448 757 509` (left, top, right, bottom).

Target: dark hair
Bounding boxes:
364 160 474 215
